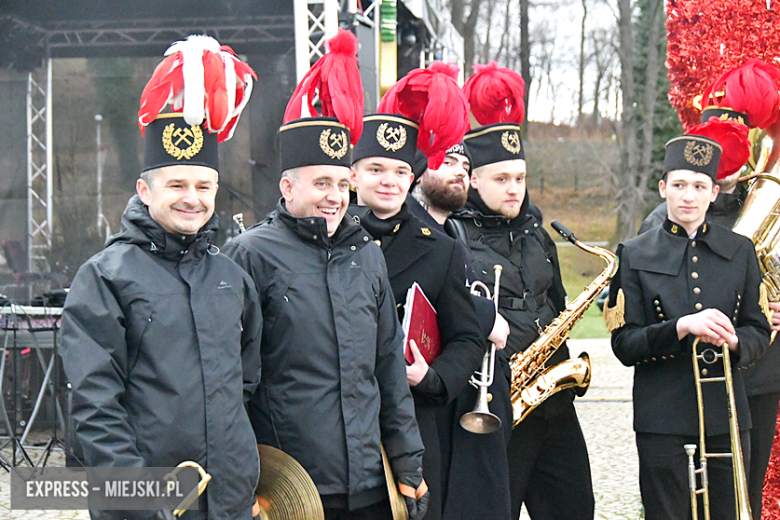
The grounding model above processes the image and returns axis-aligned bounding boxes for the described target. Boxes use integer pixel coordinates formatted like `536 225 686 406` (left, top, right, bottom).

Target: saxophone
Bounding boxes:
509 220 618 427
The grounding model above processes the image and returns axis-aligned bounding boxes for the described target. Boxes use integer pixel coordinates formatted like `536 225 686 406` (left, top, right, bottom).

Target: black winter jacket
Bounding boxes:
222 200 424 506
452 190 572 417
61 195 262 520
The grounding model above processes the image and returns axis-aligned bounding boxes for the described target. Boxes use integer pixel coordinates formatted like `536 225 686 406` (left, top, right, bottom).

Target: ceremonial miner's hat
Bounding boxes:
700 107 749 128
701 58 780 130
138 35 257 173
279 29 364 172
462 61 527 169
664 134 722 181
353 62 469 170
412 141 473 182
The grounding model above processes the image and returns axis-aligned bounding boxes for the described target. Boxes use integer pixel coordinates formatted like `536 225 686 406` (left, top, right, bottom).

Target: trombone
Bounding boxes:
460 265 503 434
685 338 752 520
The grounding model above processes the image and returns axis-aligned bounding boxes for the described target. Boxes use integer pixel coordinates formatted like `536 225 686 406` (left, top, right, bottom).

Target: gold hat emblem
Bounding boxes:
501 131 522 154
718 113 745 125
319 129 349 160
377 123 407 152
683 141 714 167
162 123 204 160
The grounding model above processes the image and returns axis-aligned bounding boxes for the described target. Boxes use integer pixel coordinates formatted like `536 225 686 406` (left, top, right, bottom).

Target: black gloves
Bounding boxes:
397 476 429 520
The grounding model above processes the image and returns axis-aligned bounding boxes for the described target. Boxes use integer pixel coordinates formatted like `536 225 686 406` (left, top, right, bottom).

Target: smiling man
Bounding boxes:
606 125 770 520
60 37 262 520
221 30 425 520
349 110 485 520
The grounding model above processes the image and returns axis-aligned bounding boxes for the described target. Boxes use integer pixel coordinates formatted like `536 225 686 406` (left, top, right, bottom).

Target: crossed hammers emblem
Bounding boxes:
385 127 402 142
173 127 194 147
330 132 345 148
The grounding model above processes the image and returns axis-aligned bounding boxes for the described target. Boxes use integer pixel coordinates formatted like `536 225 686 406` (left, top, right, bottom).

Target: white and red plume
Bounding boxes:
283 29 365 145
377 61 470 169
138 34 257 142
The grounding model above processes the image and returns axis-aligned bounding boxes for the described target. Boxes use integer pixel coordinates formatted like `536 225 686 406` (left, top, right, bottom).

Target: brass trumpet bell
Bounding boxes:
255 444 324 520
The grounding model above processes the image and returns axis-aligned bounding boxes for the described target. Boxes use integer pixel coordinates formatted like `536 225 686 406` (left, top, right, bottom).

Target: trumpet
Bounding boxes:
460 265 503 434
685 338 752 520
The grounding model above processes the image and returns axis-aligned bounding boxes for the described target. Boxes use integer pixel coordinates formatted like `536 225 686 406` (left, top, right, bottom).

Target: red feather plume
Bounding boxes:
283 29 364 144
463 61 526 127
702 58 780 129
138 35 257 143
377 62 470 169
687 118 750 179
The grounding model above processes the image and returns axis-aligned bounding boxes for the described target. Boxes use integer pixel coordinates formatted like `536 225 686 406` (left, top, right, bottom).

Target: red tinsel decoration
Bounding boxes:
666 0 780 130
764 407 780 520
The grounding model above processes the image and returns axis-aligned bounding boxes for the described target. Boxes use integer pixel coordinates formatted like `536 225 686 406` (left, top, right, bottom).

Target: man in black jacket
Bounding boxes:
61 115 262 520
635 107 780 519
606 130 771 520
451 123 595 520
408 143 515 520
223 111 427 520
349 114 495 520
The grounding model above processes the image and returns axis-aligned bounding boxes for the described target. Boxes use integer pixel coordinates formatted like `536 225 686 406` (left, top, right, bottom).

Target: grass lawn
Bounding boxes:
531 186 617 340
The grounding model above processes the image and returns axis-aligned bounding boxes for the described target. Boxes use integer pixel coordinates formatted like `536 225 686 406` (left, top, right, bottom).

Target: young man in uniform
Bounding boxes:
606 124 771 520
60 36 262 520
349 102 492 520
407 143 515 520
222 30 427 520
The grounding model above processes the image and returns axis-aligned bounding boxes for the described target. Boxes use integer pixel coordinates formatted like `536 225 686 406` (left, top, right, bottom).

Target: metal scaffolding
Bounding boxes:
26 57 53 273
293 0 339 82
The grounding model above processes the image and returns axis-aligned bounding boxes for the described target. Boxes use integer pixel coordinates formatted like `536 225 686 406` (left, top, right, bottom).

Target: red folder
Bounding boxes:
402 282 441 365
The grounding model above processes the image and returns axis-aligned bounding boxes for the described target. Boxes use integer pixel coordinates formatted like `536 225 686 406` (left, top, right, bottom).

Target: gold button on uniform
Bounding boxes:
691 272 699 279
374 240 381 247
692 256 698 263
693 287 701 295
691 241 697 248
656 306 662 312
654 300 660 305
695 303 703 310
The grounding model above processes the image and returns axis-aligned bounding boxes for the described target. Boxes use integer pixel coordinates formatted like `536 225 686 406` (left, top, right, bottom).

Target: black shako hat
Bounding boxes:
412 142 472 182
351 114 420 167
663 134 722 180
463 123 525 169
700 106 749 127
143 114 219 173
279 117 352 172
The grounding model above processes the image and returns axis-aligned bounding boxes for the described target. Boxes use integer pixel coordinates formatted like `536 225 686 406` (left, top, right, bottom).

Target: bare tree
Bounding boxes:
577 0 589 123
638 0 663 204
615 0 641 243
450 0 486 75
531 21 559 122
589 27 619 126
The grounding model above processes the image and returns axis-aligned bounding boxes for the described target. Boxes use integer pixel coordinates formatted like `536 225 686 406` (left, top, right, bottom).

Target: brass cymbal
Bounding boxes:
255 444 324 520
381 445 408 520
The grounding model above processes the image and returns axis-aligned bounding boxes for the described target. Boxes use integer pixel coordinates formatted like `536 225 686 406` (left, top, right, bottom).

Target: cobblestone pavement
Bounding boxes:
0 338 641 520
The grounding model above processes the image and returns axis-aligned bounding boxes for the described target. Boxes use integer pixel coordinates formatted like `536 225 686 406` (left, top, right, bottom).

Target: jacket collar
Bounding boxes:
456 188 531 230
275 198 369 250
108 195 217 262
351 203 414 240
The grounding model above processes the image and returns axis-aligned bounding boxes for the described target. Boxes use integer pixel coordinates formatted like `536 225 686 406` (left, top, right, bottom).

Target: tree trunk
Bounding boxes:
615 0 641 243
638 0 663 196
520 0 531 134
451 0 485 77
578 0 588 125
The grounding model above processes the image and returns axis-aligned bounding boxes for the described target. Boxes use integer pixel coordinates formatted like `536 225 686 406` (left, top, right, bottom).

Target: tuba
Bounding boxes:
509 221 617 426
685 339 752 520
732 126 780 303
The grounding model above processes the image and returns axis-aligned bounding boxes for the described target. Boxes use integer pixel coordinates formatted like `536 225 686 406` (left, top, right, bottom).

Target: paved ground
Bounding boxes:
0 338 642 520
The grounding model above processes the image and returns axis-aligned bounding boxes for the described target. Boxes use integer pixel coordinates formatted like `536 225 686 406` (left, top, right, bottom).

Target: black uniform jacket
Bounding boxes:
61 196 262 520
352 203 486 405
610 219 771 436
452 189 572 417
222 200 424 505
350 203 485 520
406 194 496 338
638 184 780 397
